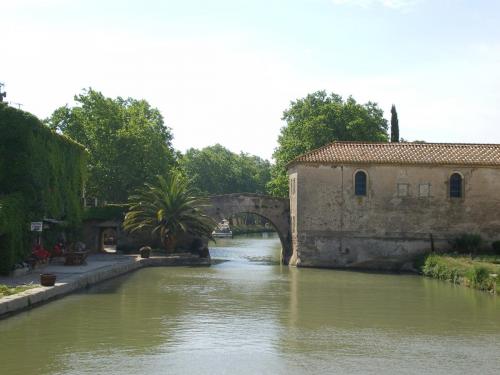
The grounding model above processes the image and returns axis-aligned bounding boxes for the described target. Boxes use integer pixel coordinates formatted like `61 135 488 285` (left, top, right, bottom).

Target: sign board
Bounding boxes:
30 222 43 232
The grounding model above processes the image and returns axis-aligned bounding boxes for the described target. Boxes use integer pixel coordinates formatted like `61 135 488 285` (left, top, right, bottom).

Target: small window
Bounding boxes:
355 171 367 196
397 183 409 197
419 183 430 197
449 173 462 198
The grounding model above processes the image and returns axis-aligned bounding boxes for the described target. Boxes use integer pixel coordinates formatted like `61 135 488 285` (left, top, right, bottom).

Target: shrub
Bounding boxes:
466 266 494 291
421 254 460 283
492 241 500 255
421 253 499 293
450 234 482 255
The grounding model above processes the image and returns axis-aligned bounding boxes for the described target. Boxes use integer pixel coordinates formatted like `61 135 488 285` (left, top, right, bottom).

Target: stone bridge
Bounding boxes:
206 194 291 264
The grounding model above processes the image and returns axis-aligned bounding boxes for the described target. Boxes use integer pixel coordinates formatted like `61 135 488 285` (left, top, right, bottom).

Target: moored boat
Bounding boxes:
212 219 233 238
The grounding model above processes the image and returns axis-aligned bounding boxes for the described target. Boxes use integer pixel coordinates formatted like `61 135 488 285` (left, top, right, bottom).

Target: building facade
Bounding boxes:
287 142 500 270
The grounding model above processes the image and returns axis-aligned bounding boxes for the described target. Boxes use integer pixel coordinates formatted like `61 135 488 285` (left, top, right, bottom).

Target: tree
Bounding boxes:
268 91 389 197
45 89 175 203
123 173 216 252
179 144 271 195
391 104 399 143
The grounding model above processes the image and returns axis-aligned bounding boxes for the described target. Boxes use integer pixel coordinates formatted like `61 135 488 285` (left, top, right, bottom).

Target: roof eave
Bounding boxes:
287 160 500 169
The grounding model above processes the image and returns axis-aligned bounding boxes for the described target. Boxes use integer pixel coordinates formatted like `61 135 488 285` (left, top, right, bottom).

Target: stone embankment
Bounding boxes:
0 253 209 320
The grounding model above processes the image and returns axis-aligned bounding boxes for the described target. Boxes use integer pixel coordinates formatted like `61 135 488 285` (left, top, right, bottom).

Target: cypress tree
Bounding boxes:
390 104 399 143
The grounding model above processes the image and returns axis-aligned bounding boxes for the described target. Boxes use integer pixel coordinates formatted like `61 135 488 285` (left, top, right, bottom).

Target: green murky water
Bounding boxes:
1 233 499 374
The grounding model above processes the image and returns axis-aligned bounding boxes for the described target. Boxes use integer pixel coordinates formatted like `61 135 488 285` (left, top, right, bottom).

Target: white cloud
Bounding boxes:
316 47 500 145
3 26 500 159
476 43 500 62
2 10 500 162
0 26 311 160
0 0 71 9
331 0 423 10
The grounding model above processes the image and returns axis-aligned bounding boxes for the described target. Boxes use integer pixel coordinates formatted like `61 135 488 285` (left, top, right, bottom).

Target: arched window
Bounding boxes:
355 171 367 196
449 173 462 198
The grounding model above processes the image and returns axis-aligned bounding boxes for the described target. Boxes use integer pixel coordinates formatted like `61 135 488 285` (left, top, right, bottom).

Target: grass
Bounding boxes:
0 284 35 297
421 253 500 294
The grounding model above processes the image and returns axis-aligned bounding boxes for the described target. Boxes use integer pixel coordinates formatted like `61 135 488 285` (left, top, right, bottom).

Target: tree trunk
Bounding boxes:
163 236 176 254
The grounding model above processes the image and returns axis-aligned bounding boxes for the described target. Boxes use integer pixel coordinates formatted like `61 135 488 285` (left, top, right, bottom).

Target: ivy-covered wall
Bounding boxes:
0 194 28 274
0 103 87 274
82 206 127 221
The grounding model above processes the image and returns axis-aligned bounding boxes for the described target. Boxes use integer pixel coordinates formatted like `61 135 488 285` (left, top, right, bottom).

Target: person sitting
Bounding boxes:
51 241 65 259
32 244 50 263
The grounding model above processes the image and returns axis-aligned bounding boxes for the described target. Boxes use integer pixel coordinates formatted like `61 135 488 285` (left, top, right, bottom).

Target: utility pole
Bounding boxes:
0 82 6 102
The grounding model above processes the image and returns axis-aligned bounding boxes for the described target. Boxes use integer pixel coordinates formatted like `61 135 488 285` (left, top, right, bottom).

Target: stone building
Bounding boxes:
287 142 500 270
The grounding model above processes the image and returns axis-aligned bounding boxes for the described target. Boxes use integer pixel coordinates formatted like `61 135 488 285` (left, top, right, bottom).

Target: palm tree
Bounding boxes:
123 173 215 252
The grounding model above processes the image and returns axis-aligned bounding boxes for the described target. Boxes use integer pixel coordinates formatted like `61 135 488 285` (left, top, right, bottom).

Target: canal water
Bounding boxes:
1 233 499 374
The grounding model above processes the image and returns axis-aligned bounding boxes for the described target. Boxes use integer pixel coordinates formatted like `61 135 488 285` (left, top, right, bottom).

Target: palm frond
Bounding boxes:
123 173 216 250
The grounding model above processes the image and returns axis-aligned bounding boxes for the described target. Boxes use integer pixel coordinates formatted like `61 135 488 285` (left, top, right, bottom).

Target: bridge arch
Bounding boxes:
206 194 291 264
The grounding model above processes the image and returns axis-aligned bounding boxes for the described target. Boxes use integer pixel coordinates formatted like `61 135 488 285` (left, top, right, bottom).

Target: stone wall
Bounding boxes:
288 163 500 270
206 194 291 263
81 220 162 253
82 220 209 254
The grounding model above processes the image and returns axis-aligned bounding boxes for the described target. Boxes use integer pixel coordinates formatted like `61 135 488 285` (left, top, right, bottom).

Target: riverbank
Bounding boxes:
231 225 275 235
421 253 499 294
0 253 210 319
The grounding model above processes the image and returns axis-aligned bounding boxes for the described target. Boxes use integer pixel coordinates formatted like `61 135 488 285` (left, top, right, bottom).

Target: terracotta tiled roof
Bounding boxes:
288 142 500 167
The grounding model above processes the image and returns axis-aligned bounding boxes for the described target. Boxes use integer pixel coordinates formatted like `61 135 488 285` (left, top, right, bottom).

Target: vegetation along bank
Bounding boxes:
419 235 500 294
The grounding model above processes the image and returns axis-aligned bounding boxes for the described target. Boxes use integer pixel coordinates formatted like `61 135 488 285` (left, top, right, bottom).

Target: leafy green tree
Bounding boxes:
268 91 389 197
45 89 175 202
391 104 400 143
236 153 271 194
179 144 271 195
123 173 216 252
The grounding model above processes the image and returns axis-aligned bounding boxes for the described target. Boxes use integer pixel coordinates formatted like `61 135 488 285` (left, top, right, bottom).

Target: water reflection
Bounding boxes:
0 233 499 375
285 266 500 334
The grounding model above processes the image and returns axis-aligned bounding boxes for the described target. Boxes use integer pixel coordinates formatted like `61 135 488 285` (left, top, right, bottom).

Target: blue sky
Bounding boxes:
2 0 500 159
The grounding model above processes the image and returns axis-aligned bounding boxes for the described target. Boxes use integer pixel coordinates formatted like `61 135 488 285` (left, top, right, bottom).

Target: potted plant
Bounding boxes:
139 246 151 258
40 273 56 286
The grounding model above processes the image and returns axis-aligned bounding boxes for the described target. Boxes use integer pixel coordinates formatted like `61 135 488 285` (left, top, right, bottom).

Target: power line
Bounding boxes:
10 102 23 109
0 83 23 108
